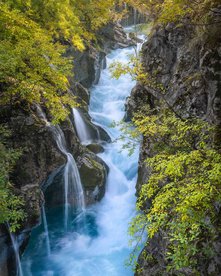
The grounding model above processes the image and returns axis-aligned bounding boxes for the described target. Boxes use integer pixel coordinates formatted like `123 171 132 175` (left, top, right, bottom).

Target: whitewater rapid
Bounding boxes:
21 28 144 276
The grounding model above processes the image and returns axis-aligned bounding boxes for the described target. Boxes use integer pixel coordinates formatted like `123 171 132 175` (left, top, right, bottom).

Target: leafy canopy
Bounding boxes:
124 0 220 25
0 1 124 123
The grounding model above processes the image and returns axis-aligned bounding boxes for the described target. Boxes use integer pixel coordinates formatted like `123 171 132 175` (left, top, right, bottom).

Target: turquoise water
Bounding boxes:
21 32 143 276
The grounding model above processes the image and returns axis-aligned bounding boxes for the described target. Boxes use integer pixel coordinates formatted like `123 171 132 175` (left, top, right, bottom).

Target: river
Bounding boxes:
21 26 144 276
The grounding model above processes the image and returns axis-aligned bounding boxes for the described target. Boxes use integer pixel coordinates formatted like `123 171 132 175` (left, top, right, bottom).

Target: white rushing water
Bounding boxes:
36 105 85 230
52 126 86 230
21 28 145 276
7 224 24 276
42 206 51 256
50 33 144 275
72 108 91 145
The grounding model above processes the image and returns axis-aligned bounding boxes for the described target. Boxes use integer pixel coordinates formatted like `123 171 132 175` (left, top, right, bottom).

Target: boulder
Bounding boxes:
86 143 105 154
77 152 108 204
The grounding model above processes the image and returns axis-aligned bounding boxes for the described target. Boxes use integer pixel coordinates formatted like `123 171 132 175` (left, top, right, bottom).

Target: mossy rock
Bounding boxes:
77 152 108 204
86 143 104 154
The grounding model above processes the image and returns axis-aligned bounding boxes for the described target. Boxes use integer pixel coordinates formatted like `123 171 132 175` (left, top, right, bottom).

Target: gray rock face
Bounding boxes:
43 149 108 207
128 19 221 276
68 22 136 89
71 82 90 109
124 83 154 121
120 6 148 27
141 23 221 124
0 105 67 227
69 46 106 88
98 22 137 52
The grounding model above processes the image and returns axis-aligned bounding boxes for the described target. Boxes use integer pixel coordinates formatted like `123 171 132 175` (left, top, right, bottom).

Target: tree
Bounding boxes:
128 109 221 272
0 3 76 123
124 0 221 25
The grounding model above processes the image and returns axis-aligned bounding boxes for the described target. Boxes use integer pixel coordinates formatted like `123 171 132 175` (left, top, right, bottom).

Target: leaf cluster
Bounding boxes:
0 126 25 232
129 109 221 272
0 1 124 123
124 0 221 26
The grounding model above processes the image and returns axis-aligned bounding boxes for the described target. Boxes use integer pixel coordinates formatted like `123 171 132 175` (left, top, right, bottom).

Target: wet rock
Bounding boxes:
43 166 65 208
68 22 134 89
77 152 108 204
68 46 106 88
86 143 105 154
21 184 44 229
71 108 111 143
97 22 137 52
71 82 90 109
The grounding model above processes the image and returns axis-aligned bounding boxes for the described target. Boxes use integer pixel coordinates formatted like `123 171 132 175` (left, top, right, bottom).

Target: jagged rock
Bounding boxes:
71 82 90 109
98 22 137 52
68 22 137 89
124 83 154 121
128 32 144 43
140 22 221 124
43 166 65 208
68 46 106 88
43 148 108 208
132 17 221 276
21 184 44 229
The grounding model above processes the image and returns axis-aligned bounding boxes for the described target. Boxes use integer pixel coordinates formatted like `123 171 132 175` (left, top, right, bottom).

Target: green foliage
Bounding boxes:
0 126 25 232
128 109 221 272
2 0 120 48
125 0 220 25
110 54 148 83
0 1 123 124
0 3 76 123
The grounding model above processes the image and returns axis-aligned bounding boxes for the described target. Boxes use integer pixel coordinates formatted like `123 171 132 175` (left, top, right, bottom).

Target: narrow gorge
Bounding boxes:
0 1 221 276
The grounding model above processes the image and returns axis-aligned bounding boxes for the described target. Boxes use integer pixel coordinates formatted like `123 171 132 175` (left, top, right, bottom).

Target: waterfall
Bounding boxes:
21 26 144 275
35 105 50 127
51 126 85 230
133 8 137 26
42 206 51 256
7 224 24 276
72 108 91 144
36 105 85 230
124 3 129 26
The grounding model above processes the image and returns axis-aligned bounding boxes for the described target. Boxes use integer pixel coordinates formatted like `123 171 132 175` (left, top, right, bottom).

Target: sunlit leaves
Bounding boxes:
129 109 221 271
124 0 220 25
0 3 76 123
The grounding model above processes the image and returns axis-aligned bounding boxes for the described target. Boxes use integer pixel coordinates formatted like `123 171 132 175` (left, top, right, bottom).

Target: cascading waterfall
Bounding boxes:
51 125 86 230
42 206 51 256
36 105 86 230
133 8 137 25
72 108 91 144
21 26 145 275
7 224 24 276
